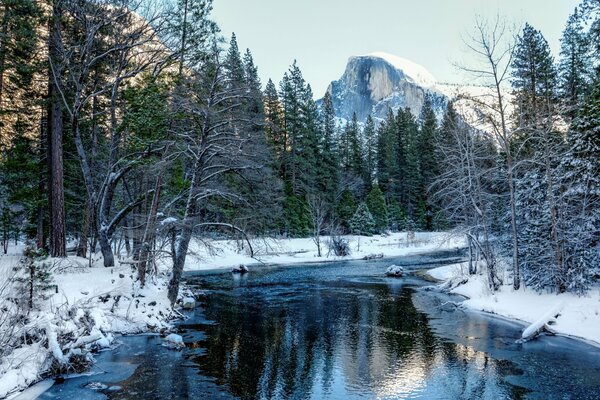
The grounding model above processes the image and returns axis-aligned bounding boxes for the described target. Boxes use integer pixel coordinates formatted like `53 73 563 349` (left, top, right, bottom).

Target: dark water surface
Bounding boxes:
40 253 600 399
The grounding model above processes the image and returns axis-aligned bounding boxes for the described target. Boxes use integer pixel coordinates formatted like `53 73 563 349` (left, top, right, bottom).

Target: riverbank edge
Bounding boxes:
423 267 600 349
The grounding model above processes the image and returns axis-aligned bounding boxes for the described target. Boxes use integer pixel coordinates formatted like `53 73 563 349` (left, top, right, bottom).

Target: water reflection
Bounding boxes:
184 273 519 400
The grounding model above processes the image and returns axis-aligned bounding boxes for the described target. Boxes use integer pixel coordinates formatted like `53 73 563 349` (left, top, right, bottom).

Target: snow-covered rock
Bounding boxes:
162 334 184 349
386 265 404 277
231 264 249 274
182 297 196 310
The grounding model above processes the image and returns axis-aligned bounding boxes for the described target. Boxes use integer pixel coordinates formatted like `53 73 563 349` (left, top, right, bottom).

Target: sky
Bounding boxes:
212 0 580 97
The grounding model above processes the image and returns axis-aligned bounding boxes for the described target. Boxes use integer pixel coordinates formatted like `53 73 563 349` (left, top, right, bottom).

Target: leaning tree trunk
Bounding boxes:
167 168 200 305
47 1 66 258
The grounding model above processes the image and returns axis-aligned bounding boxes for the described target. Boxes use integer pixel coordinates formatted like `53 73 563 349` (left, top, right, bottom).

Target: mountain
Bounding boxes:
322 52 448 124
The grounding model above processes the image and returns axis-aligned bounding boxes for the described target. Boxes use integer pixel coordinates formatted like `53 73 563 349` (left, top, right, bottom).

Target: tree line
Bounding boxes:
0 0 598 303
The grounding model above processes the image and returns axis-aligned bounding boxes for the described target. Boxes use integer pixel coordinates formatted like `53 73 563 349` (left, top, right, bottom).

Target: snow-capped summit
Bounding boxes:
322 52 446 124
363 52 437 88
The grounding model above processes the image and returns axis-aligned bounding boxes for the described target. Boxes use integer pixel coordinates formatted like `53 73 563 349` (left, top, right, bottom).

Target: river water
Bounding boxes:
39 252 600 399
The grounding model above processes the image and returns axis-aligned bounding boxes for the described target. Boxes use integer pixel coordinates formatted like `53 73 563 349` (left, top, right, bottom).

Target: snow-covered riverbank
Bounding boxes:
0 247 175 399
178 231 465 271
426 263 600 346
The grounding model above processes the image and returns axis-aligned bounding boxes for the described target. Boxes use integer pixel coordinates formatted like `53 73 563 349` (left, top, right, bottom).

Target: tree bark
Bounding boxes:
76 201 92 258
47 1 66 258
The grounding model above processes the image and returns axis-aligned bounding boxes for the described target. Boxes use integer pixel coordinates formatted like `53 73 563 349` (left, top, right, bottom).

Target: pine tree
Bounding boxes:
418 96 439 230
559 78 600 292
512 24 565 292
264 78 286 177
366 185 388 233
401 109 422 217
224 33 245 91
376 109 397 195
317 91 339 204
362 115 376 189
511 23 558 139
349 203 375 236
348 112 364 178
387 198 406 231
558 7 593 118
336 188 356 231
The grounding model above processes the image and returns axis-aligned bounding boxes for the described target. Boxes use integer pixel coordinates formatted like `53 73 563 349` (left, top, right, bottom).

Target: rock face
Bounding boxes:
323 52 447 124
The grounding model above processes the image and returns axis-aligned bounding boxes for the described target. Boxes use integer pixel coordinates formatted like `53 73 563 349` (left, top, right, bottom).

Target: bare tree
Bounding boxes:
433 102 501 290
167 45 268 305
457 16 520 289
50 0 169 266
307 194 327 257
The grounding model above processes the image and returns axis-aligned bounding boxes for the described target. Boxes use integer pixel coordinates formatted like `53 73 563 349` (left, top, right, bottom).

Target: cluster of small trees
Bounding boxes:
435 2 600 294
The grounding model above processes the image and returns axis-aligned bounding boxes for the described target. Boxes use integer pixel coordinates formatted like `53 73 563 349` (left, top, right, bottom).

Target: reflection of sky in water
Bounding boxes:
40 253 600 400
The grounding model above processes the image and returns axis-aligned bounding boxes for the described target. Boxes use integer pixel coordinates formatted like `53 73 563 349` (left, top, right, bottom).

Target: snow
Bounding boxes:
427 265 600 346
175 232 464 271
362 52 437 88
521 302 563 341
0 245 175 399
162 333 184 349
385 265 404 277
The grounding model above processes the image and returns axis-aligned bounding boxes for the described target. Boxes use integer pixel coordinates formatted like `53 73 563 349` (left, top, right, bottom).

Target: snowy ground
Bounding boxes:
426 263 600 346
0 231 462 398
177 231 465 271
0 246 174 399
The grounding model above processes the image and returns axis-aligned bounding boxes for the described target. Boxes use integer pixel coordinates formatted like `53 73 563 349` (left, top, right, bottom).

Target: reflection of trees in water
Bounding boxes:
192 284 514 399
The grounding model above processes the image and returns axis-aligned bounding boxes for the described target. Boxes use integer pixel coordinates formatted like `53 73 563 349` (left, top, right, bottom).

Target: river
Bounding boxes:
38 252 600 399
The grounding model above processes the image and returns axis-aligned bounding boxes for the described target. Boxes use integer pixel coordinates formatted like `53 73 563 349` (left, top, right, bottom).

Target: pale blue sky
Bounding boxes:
212 0 580 96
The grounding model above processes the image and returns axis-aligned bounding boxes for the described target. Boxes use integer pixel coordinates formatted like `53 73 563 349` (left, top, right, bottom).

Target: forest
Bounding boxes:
0 0 599 307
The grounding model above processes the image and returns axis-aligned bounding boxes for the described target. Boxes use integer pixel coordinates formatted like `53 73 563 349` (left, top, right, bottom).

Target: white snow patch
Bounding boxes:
386 265 404 277
162 334 184 349
177 232 464 272
363 52 437 88
429 265 600 346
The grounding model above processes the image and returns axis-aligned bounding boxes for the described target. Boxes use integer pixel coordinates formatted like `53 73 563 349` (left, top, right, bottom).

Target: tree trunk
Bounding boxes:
98 227 114 267
507 159 520 290
138 175 162 286
47 1 66 258
168 168 199 305
76 201 92 258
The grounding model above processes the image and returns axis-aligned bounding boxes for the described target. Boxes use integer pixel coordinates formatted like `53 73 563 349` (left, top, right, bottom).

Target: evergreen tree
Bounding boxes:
264 78 286 177
376 109 397 195
387 198 406 231
559 78 600 292
336 188 356 231
318 91 339 204
348 112 364 178
349 203 375 236
558 7 593 118
511 23 558 139
400 108 422 217
418 96 439 230
366 185 388 233
362 115 376 188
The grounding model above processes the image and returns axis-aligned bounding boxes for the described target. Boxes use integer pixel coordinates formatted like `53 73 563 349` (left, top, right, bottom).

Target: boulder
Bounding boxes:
182 297 196 310
231 264 249 274
386 265 404 277
163 333 185 349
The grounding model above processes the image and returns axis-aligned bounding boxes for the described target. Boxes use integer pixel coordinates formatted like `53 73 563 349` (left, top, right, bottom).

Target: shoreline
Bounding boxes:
423 267 600 349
